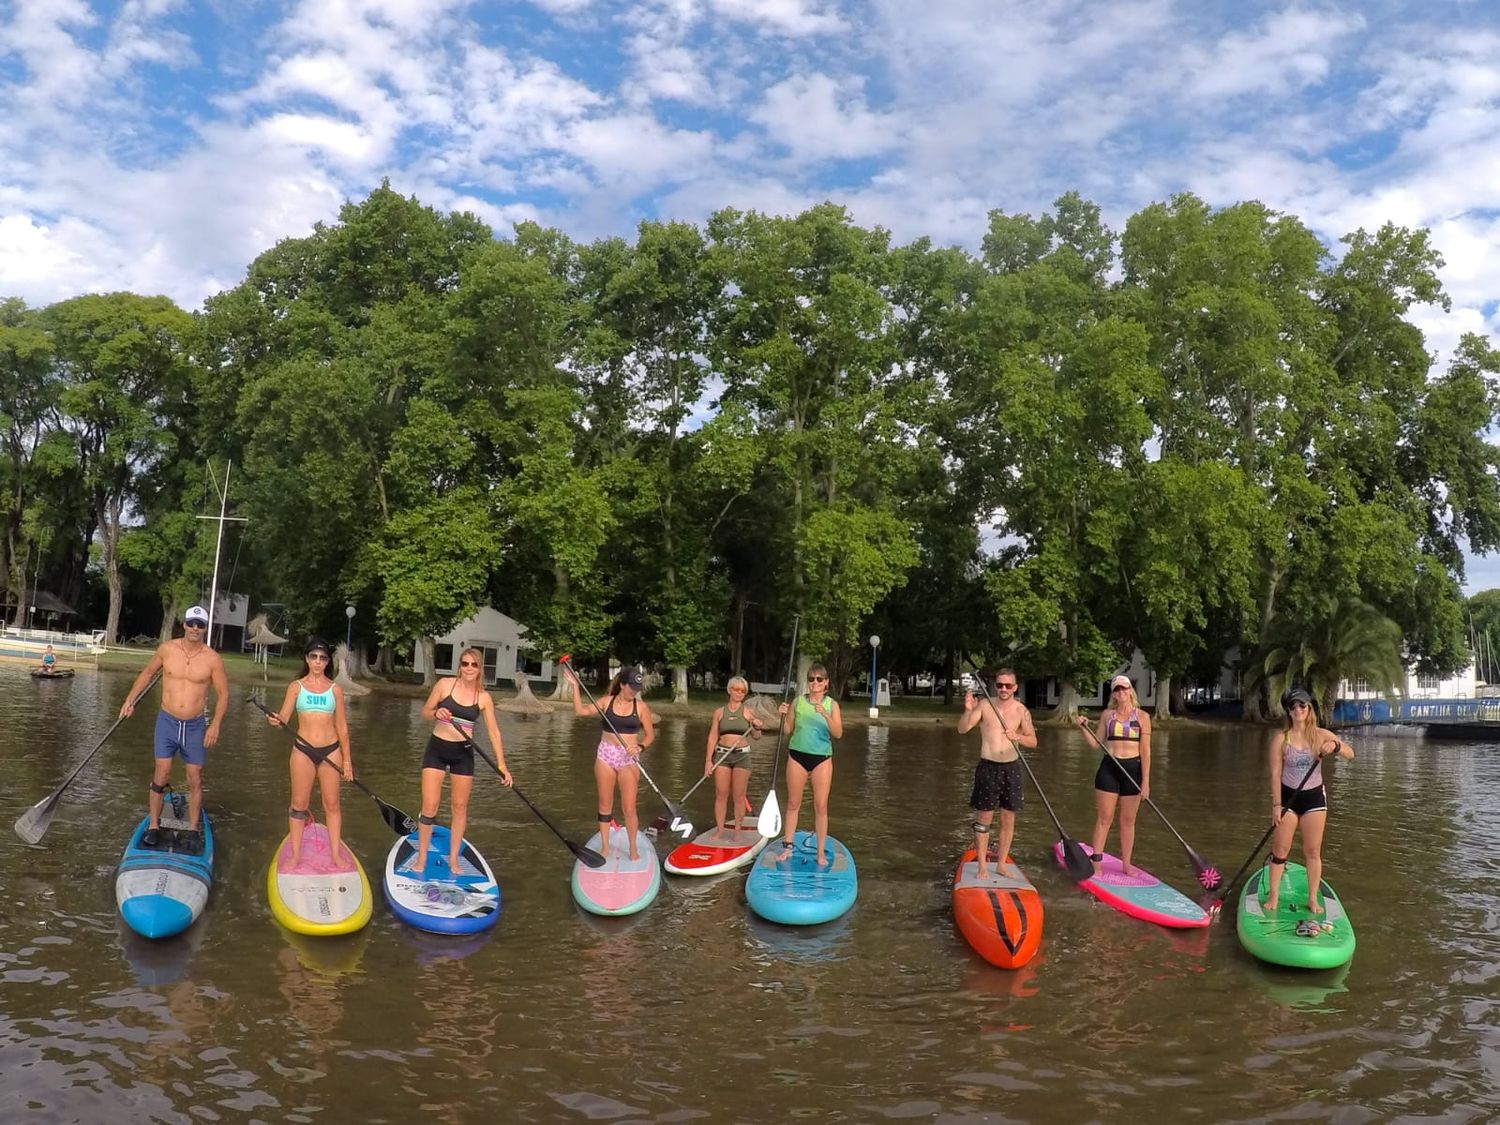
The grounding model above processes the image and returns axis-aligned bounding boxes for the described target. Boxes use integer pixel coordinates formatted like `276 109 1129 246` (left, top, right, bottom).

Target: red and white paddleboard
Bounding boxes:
664 824 768 876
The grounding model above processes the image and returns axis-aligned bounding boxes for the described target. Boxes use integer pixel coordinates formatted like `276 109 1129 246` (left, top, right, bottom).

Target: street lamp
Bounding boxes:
29 604 36 632
868 634 882 719
345 604 356 650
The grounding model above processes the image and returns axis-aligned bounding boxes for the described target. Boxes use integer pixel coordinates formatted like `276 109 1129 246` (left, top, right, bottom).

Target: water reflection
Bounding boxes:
5 664 1500 1120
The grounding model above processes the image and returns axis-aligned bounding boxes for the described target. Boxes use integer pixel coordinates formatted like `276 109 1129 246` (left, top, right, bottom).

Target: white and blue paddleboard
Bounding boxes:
383 826 501 935
115 800 213 940
745 830 857 926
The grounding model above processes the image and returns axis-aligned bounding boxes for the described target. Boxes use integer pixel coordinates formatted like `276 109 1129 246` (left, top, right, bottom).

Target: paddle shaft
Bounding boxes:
760 615 801 814
15 672 162 843
679 741 741 804
1076 718 1208 861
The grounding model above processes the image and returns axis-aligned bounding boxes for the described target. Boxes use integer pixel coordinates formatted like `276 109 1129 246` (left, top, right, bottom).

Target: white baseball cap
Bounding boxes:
184 605 209 625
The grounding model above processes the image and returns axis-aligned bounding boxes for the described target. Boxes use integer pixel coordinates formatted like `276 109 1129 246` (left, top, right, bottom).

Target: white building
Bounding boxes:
411 607 553 687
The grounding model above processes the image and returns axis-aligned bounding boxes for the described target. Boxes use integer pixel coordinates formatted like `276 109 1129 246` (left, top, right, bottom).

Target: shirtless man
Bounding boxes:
119 605 228 852
956 667 1037 877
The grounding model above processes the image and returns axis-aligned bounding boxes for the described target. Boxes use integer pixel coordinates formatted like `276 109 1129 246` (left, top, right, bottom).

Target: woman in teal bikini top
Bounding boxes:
266 637 352 868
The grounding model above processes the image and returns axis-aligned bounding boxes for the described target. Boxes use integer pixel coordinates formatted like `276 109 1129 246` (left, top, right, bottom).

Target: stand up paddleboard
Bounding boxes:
1053 842 1208 929
267 825 372 936
1237 861 1355 969
745 831 857 926
953 848 1043 969
664 824 768 876
116 797 213 939
571 824 660 916
384 825 501 935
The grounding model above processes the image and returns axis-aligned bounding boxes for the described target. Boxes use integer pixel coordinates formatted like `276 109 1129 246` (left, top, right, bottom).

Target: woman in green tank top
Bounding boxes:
776 662 843 865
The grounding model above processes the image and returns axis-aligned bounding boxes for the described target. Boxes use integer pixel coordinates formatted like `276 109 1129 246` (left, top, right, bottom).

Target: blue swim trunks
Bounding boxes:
154 711 208 767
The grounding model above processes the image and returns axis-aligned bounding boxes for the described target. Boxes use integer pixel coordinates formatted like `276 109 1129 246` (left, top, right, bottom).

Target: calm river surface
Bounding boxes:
2 666 1497 1123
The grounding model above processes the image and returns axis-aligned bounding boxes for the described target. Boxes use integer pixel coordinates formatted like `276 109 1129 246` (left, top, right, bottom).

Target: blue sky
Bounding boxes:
4 0 1500 584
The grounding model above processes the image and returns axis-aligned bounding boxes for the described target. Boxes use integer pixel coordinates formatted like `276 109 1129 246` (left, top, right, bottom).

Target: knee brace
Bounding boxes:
418 813 438 826
970 820 991 835
288 807 310 822
150 781 169 794
1269 854 1288 865
598 812 613 823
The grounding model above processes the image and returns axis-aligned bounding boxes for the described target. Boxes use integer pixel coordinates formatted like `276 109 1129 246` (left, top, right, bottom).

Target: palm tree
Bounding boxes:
1243 595 1404 719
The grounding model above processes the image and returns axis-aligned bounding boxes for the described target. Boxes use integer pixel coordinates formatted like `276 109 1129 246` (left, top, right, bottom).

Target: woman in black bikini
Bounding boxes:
265 638 352 867
415 647 511 875
564 666 655 862
1076 673 1152 876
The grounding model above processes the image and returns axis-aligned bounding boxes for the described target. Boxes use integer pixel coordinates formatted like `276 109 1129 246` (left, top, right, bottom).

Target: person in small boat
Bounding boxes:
1264 686 1354 916
264 638 353 868
777 663 843 866
564 665 655 862
38 644 57 673
704 676 764 834
957 667 1036 878
119 605 228 853
415 647 512 875
1076 674 1152 876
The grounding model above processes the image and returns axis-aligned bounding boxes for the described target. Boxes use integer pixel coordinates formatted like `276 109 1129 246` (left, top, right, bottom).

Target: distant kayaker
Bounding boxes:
777 663 843 866
263 637 353 868
564 665 654 862
119 605 228 853
704 676 764 834
1264 686 1353 915
414 647 512 876
1077 674 1152 876
958 667 1036 878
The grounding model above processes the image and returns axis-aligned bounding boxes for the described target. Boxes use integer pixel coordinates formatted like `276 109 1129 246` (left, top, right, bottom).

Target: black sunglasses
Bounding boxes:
995 681 1017 689
459 660 480 667
808 675 827 682
184 621 206 629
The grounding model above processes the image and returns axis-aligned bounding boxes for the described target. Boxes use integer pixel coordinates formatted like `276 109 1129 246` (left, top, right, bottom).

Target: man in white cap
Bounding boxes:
119 605 228 852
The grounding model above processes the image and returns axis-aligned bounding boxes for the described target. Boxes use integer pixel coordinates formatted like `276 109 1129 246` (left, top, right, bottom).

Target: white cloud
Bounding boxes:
750 73 903 162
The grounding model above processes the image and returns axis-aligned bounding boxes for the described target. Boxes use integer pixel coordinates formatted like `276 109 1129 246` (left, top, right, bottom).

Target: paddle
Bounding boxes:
15 672 162 845
1203 751 1325 920
443 721 607 869
756 613 801 839
1074 717 1221 890
558 654 692 840
649 742 739 833
245 695 415 836
967 661 1094 881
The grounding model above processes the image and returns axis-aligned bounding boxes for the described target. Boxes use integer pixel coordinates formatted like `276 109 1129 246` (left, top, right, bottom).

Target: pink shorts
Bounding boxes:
596 739 637 770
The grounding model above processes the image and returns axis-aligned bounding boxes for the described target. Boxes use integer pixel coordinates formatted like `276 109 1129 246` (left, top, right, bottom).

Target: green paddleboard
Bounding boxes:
1237 861 1355 970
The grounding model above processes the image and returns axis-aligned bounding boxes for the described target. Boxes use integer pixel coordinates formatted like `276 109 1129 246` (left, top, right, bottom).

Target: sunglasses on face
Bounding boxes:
1288 700 1310 710
184 622 206 630
808 676 826 682
1112 686 1130 693
995 682 1016 689
460 660 479 668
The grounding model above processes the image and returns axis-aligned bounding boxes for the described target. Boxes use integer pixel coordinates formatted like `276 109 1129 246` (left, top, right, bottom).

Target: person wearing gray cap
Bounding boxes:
1263 687 1354 916
119 605 228 852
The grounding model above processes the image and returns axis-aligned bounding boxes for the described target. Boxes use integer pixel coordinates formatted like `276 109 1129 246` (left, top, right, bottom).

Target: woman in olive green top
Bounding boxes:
776 663 843 865
705 676 764 833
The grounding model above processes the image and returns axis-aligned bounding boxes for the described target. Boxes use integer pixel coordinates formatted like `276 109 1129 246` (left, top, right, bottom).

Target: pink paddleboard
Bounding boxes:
571 825 660 916
1053 842 1208 929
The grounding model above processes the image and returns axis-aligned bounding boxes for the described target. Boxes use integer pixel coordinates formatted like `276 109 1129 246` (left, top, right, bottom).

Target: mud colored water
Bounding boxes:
2 667 1497 1122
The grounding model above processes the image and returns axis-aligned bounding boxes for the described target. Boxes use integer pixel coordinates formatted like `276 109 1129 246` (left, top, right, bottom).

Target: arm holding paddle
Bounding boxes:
120 652 166 717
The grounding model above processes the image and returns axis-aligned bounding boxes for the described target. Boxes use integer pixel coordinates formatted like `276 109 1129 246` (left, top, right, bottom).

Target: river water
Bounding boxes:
2 666 1497 1123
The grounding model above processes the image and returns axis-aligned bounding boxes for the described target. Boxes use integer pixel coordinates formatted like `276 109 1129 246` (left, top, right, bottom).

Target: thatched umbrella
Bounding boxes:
494 678 554 720
246 613 288 680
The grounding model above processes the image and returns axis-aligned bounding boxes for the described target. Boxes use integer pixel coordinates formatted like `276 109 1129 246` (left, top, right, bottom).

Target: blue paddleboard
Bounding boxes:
115 801 214 939
384 826 501 935
745 830 857 925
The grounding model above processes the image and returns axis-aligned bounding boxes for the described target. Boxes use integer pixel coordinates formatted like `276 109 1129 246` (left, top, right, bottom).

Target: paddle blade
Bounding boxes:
14 799 55 845
669 816 693 841
756 790 782 838
572 842 607 868
378 801 416 837
1059 837 1095 881
1194 857 1223 891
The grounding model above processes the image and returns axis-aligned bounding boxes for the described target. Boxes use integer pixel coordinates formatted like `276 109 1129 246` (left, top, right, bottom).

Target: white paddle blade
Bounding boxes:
756 791 782 839
14 806 49 845
672 818 693 841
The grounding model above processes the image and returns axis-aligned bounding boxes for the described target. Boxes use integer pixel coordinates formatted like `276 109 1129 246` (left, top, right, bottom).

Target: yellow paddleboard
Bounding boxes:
266 825 372 936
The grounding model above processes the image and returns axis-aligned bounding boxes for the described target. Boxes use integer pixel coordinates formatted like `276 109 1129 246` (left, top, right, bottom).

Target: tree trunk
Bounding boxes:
1171 679 1187 715
101 492 124 646
1055 679 1080 721
158 594 185 643
375 645 395 674
419 635 437 687
672 664 688 703
1153 673 1172 720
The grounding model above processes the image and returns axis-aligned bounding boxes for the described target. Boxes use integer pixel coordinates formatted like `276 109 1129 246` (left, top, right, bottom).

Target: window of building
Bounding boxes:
516 650 542 676
1352 677 1370 694
434 643 454 673
1417 674 1440 692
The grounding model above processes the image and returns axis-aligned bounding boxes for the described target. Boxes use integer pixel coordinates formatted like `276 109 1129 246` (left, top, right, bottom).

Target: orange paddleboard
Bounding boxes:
952 849 1043 970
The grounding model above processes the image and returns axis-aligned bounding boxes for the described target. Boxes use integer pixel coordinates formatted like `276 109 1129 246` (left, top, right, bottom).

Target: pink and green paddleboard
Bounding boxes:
1053 842 1208 929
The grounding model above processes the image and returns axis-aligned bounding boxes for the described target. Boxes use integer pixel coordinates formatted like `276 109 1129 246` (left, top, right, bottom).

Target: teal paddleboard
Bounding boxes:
1237 861 1355 969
